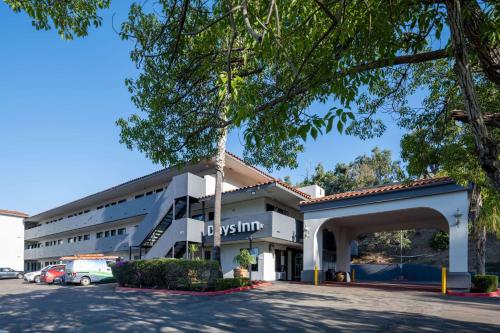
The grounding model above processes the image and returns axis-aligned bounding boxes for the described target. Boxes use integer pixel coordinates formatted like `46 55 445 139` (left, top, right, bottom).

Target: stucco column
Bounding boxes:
335 227 354 273
448 217 468 272
445 205 470 291
301 218 326 282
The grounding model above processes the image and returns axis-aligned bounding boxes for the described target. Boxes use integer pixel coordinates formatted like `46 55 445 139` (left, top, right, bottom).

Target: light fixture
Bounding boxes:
453 208 463 226
251 190 256 196
304 226 310 239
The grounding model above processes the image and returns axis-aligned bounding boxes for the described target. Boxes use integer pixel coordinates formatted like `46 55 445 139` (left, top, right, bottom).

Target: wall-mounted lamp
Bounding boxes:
453 208 463 227
304 226 310 239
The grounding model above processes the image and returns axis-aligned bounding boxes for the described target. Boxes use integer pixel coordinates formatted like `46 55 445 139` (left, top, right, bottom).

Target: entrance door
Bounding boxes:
294 253 303 280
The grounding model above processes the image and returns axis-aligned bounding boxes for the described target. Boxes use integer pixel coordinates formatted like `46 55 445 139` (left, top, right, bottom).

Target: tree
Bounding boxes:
299 147 405 195
5 0 111 39
118 0 500 192
116 1 302 266
399 59 499 274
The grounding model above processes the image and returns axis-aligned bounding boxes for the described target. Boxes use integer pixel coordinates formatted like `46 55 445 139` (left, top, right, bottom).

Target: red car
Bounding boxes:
41 265 65 284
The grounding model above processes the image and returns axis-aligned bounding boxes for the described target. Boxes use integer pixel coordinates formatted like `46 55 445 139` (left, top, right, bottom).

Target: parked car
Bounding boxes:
0 267 24 279
65 259 114 286
41 265 66 284
24 265 53 283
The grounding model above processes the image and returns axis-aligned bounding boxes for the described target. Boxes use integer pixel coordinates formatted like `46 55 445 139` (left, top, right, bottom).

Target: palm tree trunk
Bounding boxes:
469 184 486 275
211 122 227 265
445 0 500 192
474 225 487 275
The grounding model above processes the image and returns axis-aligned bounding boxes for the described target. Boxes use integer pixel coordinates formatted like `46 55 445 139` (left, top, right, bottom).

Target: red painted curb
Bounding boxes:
115 282 272 296
447 290 500 297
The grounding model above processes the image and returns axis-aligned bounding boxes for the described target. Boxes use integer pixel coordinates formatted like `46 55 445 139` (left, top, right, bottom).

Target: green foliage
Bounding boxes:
214 277 250 291
360 230 413 254
472 275 499 293
430 231 449 251
233 249 253 269
397 60 500 236
298 147 405 195
114 0 464 172
5 0 110 40
110 259 220 291
188 243 200 260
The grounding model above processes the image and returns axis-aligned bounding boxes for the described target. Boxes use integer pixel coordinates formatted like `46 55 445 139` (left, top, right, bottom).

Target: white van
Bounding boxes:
65 259 115 286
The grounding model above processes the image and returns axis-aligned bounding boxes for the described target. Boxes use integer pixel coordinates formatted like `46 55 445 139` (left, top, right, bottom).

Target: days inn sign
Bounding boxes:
206 221 264 237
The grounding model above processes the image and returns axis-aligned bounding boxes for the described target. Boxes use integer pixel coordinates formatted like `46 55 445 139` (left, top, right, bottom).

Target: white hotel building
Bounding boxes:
23 152 471 288
23 152 321 281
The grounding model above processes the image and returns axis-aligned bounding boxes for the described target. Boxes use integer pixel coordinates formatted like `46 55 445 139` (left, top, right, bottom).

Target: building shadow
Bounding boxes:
0 283 499 332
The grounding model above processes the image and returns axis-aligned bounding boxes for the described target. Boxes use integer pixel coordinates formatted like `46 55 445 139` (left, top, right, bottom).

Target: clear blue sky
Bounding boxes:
0 1 407 215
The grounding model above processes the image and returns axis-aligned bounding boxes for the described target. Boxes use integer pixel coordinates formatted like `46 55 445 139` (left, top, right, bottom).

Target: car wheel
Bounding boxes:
80 277 91 286
34 275 41 283
17 274 24 279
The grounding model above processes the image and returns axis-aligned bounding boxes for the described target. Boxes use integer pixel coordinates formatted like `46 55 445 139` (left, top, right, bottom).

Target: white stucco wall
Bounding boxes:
204 175 239 196
0 214 25 271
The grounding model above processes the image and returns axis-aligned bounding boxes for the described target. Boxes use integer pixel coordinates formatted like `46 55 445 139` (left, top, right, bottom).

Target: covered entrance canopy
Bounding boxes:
299 177 471 290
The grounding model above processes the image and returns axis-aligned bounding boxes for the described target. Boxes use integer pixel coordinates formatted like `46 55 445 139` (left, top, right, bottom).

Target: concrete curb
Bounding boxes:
447 289 500 297
115 282 272 296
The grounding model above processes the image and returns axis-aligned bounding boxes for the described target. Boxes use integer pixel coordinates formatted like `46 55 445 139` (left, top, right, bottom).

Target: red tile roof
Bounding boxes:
299 177 454 206
0 209 29 218
201 179 311 200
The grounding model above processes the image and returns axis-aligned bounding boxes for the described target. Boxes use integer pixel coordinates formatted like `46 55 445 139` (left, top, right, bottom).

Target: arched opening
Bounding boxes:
317 207 450 284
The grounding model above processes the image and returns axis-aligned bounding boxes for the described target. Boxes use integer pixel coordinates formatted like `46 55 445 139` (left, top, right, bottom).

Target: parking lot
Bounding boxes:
0 279 499 332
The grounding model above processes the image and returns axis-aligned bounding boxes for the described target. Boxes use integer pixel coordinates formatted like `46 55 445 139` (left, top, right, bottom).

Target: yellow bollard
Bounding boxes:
441 266 447 295
314 264 318 286
352 268 356 282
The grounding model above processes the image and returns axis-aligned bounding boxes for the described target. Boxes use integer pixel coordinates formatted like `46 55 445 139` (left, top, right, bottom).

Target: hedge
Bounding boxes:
111 258 221 291
214 277 250 291
472 275 498 293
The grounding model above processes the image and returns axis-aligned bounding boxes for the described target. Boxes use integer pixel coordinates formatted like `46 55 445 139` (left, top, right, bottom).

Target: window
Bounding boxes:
97 206 103 210
266 204 275 212
146 191 153 196
96 232 103 239
110 229 116 236
118 199 126 204
78 236 82 242
135 194 144 199
208 212 214 221
83 234 90 241
155 188 163 193
68 238 74 244
58 240 63 245
117 228 126 235
105 231 110 237
45 242 49 246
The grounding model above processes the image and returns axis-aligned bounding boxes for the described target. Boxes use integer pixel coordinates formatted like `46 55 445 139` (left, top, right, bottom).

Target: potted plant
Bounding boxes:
335 271 346 282
233 249 253 278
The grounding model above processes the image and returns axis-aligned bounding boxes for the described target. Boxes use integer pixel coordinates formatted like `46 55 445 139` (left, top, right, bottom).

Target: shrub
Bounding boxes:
214 278 250 291
233 249 254 269
111 258 221 291
472 275 499 293
430 231 449 251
